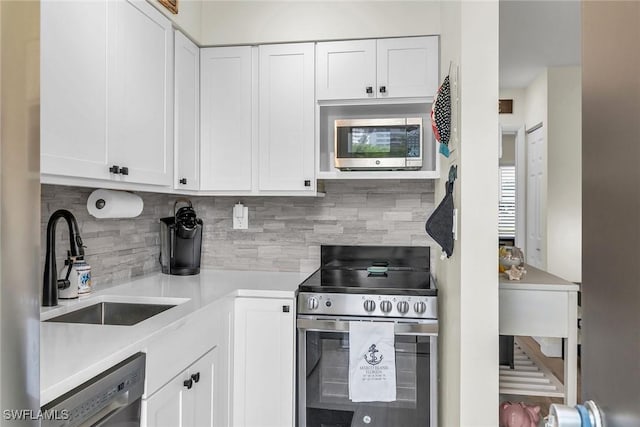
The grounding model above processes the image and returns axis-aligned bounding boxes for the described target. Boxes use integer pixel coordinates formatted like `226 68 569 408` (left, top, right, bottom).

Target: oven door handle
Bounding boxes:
296 318 438 336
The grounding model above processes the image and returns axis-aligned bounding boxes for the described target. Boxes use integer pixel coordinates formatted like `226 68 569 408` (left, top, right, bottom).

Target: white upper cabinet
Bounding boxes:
108 0 173 186
258 43 315 193
41 0 110 180
174 30 200 191
316 39 376 100
377 36 439 98
316 36 439 101
200 46 252 192
41 0 173 187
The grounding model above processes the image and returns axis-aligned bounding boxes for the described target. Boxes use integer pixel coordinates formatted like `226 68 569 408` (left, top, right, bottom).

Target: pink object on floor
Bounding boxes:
499 401 541 427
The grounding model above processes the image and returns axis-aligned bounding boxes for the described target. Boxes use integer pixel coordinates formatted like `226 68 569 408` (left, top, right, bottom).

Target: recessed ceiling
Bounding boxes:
500 0 581 89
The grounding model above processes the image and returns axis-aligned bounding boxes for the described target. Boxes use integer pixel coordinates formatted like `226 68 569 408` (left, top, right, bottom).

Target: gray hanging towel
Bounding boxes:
425 166 456 257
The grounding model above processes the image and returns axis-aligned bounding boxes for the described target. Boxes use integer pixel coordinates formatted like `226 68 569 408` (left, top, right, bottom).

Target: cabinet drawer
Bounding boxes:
499 289 570 337
145 308 218 396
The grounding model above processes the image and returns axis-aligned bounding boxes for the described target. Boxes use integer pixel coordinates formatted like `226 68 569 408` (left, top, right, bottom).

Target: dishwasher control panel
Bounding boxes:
41 353 145 427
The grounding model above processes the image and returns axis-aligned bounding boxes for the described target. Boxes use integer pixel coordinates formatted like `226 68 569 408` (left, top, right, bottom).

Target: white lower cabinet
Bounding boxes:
143 347 217 427
232 297 295 427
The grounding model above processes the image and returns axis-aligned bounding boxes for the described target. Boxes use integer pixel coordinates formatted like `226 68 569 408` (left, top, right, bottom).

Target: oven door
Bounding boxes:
297 317 437 427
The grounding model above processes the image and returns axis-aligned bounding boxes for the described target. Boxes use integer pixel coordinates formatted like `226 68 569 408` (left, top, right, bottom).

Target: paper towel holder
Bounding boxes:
87 189 144 219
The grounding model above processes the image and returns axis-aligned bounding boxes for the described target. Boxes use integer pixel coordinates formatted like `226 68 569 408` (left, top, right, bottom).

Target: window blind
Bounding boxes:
499 166 516 238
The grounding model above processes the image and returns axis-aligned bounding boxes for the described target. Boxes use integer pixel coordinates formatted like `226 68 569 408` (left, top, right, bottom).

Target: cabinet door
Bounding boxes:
143 348 217 427
376 36 439 98
258 43 315 193
189 348 217 427
143 369 193 427
40 0 110 180
200 46 252 191
174 30 200 191
233 298 295 427
316 39 376 100
108 0 173 186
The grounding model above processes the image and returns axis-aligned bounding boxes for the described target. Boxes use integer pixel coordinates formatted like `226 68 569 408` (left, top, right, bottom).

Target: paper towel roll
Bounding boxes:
87 189 143 219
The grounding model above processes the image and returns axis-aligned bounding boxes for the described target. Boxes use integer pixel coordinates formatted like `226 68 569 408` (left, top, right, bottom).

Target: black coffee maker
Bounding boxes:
160 199 203 275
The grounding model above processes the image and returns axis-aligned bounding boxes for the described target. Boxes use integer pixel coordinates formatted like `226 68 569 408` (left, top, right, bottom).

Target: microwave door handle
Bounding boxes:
296 318 438 336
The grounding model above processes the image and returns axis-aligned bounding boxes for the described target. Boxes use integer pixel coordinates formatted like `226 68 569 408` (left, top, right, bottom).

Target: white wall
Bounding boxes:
547 66 581 282
437 3 462 423
500 134 516 166
148 0 203 43
499 88 526 128
199 1 441 45
438 2 499 426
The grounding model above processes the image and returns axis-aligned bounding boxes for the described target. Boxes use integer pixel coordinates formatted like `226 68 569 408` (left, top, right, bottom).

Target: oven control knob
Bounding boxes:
397 301 409 314
307 297 319 311
363 300 376 312
380 300 392 313
414 301 427 314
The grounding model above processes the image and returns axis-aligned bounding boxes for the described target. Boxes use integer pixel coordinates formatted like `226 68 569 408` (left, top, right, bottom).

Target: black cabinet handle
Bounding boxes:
191 372 200 383
119 167 129 175
379 86 386 94
304 180 311 187
109 165 120 174
183 378 193 389
366 86 373 94
282 305 290 313
179 178 187 185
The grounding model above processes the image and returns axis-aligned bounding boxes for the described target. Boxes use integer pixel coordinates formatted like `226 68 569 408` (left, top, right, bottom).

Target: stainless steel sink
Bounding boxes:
44 302 176 326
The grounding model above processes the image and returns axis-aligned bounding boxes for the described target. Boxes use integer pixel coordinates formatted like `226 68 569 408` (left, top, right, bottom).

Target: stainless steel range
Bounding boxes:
297 245 438 427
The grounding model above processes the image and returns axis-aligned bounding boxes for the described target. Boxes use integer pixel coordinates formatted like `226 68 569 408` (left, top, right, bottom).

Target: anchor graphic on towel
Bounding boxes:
364 344 384 366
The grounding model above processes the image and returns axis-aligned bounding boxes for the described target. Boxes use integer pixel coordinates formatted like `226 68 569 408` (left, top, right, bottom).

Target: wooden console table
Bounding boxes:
499 264 579 405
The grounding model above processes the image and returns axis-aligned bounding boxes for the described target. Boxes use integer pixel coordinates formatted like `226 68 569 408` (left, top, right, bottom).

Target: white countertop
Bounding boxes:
40 269 311 405
499 264 580 292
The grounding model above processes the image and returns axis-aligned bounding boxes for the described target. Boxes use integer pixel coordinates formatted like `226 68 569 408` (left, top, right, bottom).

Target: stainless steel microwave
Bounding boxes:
334 118 423 170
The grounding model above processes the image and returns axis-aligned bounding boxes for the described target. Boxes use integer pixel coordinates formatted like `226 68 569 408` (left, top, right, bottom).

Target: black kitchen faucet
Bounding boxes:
42 209 85 307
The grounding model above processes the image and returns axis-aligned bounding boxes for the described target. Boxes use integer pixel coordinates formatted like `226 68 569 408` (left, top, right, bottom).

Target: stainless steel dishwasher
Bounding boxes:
41 353 145 427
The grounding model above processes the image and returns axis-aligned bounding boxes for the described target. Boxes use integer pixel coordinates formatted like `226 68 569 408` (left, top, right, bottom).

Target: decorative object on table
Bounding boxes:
505 265 527 281
426 165 457 258
87 189 143 219
431 68 452 157
545 401 605 427
499 245 525 272
499 401 541 427
158 0 178 14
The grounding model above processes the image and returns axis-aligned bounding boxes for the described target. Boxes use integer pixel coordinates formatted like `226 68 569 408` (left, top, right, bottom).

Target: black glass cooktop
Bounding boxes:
298 245 437 296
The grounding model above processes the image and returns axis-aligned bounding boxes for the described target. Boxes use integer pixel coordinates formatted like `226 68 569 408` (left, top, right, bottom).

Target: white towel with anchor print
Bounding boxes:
348 321 396 402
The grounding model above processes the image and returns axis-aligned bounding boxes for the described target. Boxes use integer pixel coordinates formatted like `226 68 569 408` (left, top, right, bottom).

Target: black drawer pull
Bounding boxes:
191 372 200 383
119 167 129 175
283 305 290 313
366 86 373 94
183 378 193 389
179 178 187 185
109 165 120 174
379 86 387 94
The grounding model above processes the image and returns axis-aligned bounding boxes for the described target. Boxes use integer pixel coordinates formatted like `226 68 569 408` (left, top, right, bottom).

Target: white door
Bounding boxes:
259 43 315 193
174 30 200 191
200 46 252 191
316 39 376 100
233 298 295 427
526 126 545 268
377 36 439 98
40 0 110 180
108 0 173 186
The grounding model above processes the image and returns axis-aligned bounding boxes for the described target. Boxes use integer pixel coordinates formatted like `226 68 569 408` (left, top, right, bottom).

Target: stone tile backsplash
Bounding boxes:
41 180 436 286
